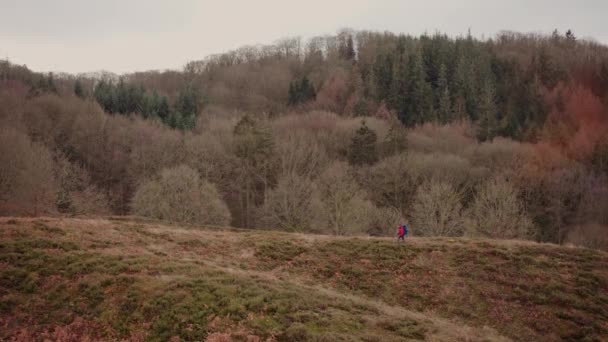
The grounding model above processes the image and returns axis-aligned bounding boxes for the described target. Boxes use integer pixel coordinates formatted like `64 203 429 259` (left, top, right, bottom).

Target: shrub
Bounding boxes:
366 206 405 236
465 177 533 239
131 165 231 226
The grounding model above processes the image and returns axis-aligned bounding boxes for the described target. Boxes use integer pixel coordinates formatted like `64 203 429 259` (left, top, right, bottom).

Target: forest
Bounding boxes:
1 29 607 249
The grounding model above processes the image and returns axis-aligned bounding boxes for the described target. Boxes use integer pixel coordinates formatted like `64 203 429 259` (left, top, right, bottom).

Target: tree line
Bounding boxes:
0 29 607 250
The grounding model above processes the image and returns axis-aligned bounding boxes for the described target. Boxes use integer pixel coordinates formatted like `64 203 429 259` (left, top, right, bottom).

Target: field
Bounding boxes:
1 217 607 341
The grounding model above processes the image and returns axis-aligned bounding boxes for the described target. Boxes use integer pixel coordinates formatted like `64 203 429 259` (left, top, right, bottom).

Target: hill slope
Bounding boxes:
1 217 607 341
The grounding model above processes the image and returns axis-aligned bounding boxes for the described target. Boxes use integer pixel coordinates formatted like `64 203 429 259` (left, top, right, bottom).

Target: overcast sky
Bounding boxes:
1 0 606 74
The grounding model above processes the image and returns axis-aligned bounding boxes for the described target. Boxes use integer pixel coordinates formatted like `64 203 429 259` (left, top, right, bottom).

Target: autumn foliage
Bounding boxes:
0 29 607 249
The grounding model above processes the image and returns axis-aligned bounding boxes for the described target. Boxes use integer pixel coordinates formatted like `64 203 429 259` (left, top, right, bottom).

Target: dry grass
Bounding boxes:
1 216 607 341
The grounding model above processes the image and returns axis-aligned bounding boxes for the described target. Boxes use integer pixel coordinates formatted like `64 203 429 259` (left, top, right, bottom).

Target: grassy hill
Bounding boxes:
1 217 607 341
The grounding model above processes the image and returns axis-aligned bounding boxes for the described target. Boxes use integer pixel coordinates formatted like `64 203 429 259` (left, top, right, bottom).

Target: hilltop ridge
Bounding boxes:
1 217 606 341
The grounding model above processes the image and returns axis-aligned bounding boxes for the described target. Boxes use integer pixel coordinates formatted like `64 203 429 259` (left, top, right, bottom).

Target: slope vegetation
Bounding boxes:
1 217 607 341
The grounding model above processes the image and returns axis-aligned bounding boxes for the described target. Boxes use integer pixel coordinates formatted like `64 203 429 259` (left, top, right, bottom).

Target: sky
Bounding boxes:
1 0 607 74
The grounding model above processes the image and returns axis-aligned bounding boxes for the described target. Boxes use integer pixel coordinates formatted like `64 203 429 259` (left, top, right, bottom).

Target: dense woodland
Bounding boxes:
1 29 607 249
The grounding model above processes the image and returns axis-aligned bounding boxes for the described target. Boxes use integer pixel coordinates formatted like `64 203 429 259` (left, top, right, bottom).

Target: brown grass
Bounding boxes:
1 216 606 341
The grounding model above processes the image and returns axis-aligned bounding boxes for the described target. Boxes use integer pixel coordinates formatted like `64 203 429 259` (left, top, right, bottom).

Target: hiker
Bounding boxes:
397 223 409 242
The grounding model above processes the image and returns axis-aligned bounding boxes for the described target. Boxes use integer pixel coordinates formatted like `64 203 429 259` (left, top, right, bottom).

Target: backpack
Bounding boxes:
402 224 409 235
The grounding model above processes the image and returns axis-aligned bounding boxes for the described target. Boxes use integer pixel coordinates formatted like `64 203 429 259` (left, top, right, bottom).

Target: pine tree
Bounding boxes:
46 72 57 93
565 29 576 41
405 48 434 126
94 79 116 113
175 85 199 116
287 76 315 105
345 35 355 60
436 63 452 123
477 79 498 141
388 46 408 117
348 120 378 166
74 79 85 98
158 96 170 122
373 53 393 102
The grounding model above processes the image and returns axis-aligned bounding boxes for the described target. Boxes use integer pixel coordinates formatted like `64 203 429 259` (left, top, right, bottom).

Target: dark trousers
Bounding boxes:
398 234 405 241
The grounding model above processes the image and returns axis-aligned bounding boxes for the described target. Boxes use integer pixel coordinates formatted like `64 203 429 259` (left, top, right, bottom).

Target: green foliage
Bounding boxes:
93 79 199 130
476 79 499 141
74 79 85 98
28 72 58 96
436 64 452 123
348 120 378 166
288 76 316 105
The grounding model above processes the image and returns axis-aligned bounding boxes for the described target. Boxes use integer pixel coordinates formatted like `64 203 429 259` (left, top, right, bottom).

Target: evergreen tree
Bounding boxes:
341 35 356 60
74 79 85 98
175 85 199 116
404 48 434 126
288 76 316 105
46 72 57 93
373 53 393 102
565 29 576 41
436 63 452 123
477 79 499 141
158 96 170 122
94 79 116 113
348 120 378 166
388 40 408 117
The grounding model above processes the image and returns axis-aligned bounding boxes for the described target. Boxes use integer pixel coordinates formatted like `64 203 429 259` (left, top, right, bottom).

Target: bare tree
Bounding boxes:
313 162 374 235
132 165 231 226
465 177 533 239
258 173 315 232
0 127 57 215
411 181 464 237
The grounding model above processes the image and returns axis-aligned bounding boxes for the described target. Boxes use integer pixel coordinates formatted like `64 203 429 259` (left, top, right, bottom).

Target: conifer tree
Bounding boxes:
74 79 85 98
477 79 498 141
348 120 378 166
373 53 393 102
436 63 452 123
388 44 408 118
405 48 434 126
288 76 316 105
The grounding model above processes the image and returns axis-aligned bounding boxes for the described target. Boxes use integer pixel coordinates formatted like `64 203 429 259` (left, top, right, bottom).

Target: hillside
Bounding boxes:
1 217 606 341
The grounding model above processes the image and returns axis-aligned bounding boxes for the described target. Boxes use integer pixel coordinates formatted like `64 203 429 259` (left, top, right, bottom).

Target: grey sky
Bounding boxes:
1 0 606 74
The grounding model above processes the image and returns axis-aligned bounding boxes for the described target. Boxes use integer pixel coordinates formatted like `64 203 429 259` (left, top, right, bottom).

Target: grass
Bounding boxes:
1 217 607 341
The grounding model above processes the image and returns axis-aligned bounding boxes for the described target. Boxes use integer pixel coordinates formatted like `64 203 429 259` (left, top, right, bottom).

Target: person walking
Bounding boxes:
397 223 409 242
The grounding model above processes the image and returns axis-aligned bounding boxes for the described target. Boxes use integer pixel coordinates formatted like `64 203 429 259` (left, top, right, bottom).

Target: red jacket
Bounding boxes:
398 226 405 236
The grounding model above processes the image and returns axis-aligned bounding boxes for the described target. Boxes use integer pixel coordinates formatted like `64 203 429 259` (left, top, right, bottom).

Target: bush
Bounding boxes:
366 206 405 236
411 181 464 237
131 165 231 225
465 177 533 239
